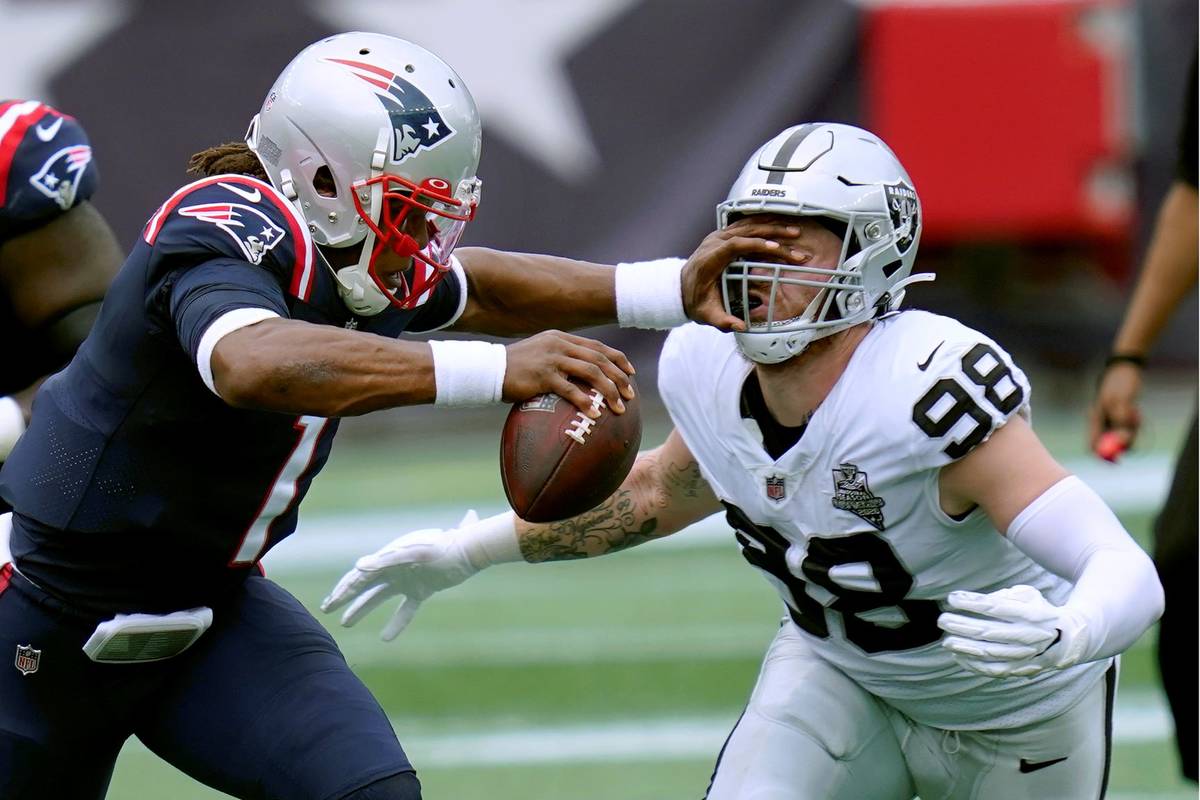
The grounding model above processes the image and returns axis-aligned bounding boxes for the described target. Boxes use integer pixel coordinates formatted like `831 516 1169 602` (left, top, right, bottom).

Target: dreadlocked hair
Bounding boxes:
187 142 269 182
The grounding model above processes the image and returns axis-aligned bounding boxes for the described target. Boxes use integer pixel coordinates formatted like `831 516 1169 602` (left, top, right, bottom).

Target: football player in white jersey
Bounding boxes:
324 123 1164 800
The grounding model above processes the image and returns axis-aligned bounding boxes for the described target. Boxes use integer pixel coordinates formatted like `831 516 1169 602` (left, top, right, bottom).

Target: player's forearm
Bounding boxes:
1111 182 1199 356
1065 547 1163 662
516 446 717 562
1007 475 1163 663
516 484 663 562
213 318 436 416
451 248 619 336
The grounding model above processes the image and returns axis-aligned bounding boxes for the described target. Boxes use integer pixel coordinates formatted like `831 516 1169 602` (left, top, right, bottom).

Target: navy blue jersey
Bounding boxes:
0 99 97 242
0 100 101 396
0 173 464 613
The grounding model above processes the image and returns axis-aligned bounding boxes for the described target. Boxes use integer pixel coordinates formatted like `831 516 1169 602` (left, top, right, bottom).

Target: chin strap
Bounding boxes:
334 266 392 316
316 240 395 318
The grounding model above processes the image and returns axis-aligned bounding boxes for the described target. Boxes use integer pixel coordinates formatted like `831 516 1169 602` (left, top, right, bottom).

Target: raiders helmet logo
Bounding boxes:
325 58 456 164
884 182 918 255
29 145 92 211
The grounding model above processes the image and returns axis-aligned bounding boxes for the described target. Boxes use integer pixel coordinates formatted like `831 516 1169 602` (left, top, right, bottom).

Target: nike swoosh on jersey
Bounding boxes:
917 341 944 371
218 182 261 203
1018 756 1068 773
35 116 63 142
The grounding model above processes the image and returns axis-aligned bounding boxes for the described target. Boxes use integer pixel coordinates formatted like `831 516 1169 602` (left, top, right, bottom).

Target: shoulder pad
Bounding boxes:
659 323 728 385
897 314 1031 468
0 100 98 239
142 175 316 300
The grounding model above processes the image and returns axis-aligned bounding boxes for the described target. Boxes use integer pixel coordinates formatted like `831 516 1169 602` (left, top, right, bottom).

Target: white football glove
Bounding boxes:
937 584 1092 678
321 510 492 641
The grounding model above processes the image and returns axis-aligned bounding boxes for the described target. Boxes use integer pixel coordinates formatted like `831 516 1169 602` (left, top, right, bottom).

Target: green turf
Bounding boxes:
106 539 1191 799
103 384 1196 798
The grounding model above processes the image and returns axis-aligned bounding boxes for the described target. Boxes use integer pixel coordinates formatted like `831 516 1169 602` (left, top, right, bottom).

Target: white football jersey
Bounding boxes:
658 310 1109 730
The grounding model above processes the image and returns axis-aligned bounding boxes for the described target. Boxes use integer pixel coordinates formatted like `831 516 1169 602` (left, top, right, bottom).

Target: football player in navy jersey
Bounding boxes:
0 100 122 468
0 33 792 800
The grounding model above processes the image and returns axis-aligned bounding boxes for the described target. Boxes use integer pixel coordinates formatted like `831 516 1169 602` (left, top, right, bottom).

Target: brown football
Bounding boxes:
500 378 642 522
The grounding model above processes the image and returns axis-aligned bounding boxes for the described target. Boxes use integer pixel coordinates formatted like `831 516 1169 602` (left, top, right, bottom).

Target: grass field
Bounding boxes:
104 379 1196 799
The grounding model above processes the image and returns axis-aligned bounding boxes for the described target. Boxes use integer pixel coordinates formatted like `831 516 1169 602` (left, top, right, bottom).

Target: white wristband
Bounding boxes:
458 510 522 570
429 340 507 406
615 258 687 329
0 396 25 460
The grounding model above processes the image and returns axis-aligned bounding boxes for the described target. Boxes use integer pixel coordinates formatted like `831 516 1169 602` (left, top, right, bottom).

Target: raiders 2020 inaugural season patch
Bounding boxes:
832 463 885 530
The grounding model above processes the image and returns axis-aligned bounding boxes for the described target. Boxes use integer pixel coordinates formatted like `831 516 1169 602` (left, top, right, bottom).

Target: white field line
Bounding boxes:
265 454 1171 573
401 690 1173 769
120 692 1173 768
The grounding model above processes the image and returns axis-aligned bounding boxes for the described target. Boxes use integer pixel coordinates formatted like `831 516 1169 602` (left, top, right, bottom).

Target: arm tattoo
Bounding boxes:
520 487 659 562
519 451 708 563
662 459 705 499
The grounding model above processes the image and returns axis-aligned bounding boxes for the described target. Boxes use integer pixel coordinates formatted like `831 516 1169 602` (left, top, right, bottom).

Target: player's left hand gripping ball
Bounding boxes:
321 509 481 641
937 584 1091 677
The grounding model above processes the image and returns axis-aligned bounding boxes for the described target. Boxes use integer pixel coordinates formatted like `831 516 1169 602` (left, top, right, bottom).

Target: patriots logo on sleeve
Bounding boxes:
28 144 92 211
325 58 455 164
178 189 286 265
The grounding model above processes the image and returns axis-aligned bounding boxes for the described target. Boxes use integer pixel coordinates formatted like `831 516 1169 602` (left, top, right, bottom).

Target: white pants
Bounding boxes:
706 624 1115 800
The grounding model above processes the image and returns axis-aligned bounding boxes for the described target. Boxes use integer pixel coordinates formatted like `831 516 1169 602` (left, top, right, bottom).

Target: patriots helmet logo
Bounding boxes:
326 58 456 164
178 197 285 265
29 145 92 211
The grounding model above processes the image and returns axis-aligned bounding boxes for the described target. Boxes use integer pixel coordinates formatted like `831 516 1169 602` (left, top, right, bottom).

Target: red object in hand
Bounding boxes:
1095 431 1127 463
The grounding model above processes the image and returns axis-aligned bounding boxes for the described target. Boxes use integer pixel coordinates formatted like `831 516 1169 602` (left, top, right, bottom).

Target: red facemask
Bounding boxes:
351 174 477 310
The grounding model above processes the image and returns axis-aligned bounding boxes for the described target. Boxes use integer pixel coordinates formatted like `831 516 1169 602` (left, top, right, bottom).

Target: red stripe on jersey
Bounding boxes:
0 102 50 208
142 175 314 301
0 562 12 595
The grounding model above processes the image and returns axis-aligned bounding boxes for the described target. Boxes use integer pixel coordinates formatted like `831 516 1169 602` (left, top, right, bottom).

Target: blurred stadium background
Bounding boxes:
3 0 1196 797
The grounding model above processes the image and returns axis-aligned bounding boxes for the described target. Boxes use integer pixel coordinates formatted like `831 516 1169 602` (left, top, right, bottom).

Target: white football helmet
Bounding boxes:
717 123 933 363
246 32 482 315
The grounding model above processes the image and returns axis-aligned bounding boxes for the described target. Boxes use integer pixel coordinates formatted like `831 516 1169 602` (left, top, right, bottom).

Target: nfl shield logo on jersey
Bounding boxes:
765 475 786 503
14 644 40 676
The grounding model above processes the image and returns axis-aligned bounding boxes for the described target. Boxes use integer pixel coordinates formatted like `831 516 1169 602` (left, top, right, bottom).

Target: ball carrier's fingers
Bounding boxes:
557 332 636 385
504 331 634 417
558 335 634 410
